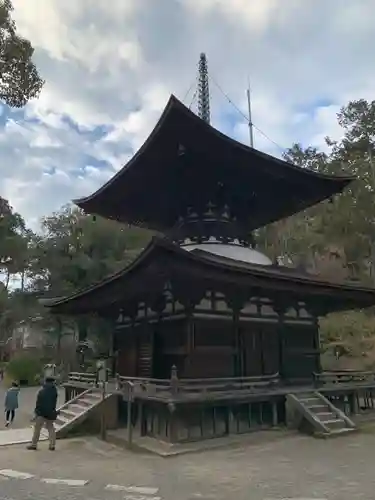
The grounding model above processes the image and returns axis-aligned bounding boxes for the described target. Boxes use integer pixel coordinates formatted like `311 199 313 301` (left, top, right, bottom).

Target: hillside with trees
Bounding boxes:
258 99 375 369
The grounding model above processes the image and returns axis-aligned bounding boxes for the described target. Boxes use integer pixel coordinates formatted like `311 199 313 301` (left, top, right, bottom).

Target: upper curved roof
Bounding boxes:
74 95 354 232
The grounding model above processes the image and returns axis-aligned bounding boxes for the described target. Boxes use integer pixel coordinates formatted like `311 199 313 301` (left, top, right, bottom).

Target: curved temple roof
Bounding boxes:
46 237 375 315
74 95 354 232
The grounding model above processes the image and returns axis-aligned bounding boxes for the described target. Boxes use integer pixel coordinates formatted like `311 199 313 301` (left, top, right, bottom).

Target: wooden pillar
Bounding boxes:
225 289 246 378
186 307 195 376
273 299 287 379
233 309 241 376
228 406 236 434
312 317 322 374
272 401 278 426
168 402 177 442
105 315 118 377
277 317 284 378
259 329 265 375
351 392 359 415
306 301 327 376
77 317 88 342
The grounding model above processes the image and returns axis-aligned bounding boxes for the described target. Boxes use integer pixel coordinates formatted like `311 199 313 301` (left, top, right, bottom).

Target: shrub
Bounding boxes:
6 353 44 386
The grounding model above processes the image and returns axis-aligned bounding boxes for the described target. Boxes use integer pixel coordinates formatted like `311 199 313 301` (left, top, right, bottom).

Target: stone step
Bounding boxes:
83 392 101 398
59 409 77 418
308 404 327 412
80 397 100 406
329 427 355 435
316 412 336 421
68 404 87 413
300 397 321 403
55 416 71 427
323 418 346 430
316 427 356 439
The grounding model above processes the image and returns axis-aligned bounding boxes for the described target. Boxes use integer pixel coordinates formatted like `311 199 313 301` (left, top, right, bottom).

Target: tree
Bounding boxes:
0 0 44 107
29 205 152 295
0 196 31 290
27 205 152 355
259 99 375 370
0 289 36 343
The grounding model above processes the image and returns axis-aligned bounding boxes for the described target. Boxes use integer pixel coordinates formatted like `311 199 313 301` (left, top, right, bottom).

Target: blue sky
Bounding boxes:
2 0 375 230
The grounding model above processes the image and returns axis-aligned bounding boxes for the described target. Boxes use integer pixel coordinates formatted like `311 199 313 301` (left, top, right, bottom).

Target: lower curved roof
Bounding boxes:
46 237 375 315
74 96 353 232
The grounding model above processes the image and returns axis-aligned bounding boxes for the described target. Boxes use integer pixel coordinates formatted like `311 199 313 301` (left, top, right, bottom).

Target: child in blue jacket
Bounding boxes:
4 382 19 427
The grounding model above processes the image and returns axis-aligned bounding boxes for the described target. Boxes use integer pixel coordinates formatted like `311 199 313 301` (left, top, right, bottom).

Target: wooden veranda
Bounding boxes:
64 370 375 444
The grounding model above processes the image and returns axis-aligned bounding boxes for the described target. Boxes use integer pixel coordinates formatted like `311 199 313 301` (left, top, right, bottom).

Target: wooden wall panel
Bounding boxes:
240 326 262 376
182 319 235 378
183 350 234 378
116 337 137 377
281 324 319 380
153 318 188 379
261 328 279 375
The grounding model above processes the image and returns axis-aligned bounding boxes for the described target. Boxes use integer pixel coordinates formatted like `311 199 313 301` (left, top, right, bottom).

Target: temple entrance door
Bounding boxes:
239 324 279 377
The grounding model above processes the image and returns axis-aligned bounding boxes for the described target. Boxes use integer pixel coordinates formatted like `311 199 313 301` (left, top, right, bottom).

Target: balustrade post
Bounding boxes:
115 373 121 391
272 401 278 426
170 365 179 396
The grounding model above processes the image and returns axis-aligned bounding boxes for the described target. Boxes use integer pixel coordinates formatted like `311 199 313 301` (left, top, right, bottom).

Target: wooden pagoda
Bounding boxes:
48 95 375 444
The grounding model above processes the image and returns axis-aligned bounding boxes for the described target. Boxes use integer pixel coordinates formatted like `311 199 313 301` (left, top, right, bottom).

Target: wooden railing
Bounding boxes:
314 370 375 386
119 370 280 398
68 372 97 385
67 369 280 399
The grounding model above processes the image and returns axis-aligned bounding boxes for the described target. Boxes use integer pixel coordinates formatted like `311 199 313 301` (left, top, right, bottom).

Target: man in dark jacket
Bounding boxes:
27 377 58 451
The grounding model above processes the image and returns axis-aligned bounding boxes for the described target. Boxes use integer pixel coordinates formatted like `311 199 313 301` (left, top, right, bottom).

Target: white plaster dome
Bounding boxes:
181 240 272 266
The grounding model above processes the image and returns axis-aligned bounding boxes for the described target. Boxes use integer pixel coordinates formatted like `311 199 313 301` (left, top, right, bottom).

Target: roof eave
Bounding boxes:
46 238 375 314
73 95 355 212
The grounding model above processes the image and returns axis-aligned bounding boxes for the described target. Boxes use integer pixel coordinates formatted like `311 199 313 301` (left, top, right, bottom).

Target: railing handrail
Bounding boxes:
316 370 375 376
118 372 279 384
314 371 375 377
119 376 170 384
180 373 278 384
314 370 375 386
58 387 94 411
67 371 280 394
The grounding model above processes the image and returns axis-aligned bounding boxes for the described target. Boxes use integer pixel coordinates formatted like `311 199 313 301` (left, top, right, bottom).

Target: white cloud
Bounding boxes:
0 0 374 228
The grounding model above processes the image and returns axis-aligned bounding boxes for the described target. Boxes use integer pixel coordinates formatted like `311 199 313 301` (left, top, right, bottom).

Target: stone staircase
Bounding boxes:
287 391 356 438
55 388 107 438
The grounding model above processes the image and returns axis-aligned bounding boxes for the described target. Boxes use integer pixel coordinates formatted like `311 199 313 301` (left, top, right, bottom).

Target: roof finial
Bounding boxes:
198 53 210 124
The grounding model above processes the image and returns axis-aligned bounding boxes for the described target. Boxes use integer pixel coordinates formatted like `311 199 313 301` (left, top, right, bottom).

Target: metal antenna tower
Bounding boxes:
246 79 254 148
198 53 210 123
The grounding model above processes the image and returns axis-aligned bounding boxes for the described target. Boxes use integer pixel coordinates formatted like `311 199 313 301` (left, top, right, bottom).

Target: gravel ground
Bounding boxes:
0 428 374 500
0 381 374 500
